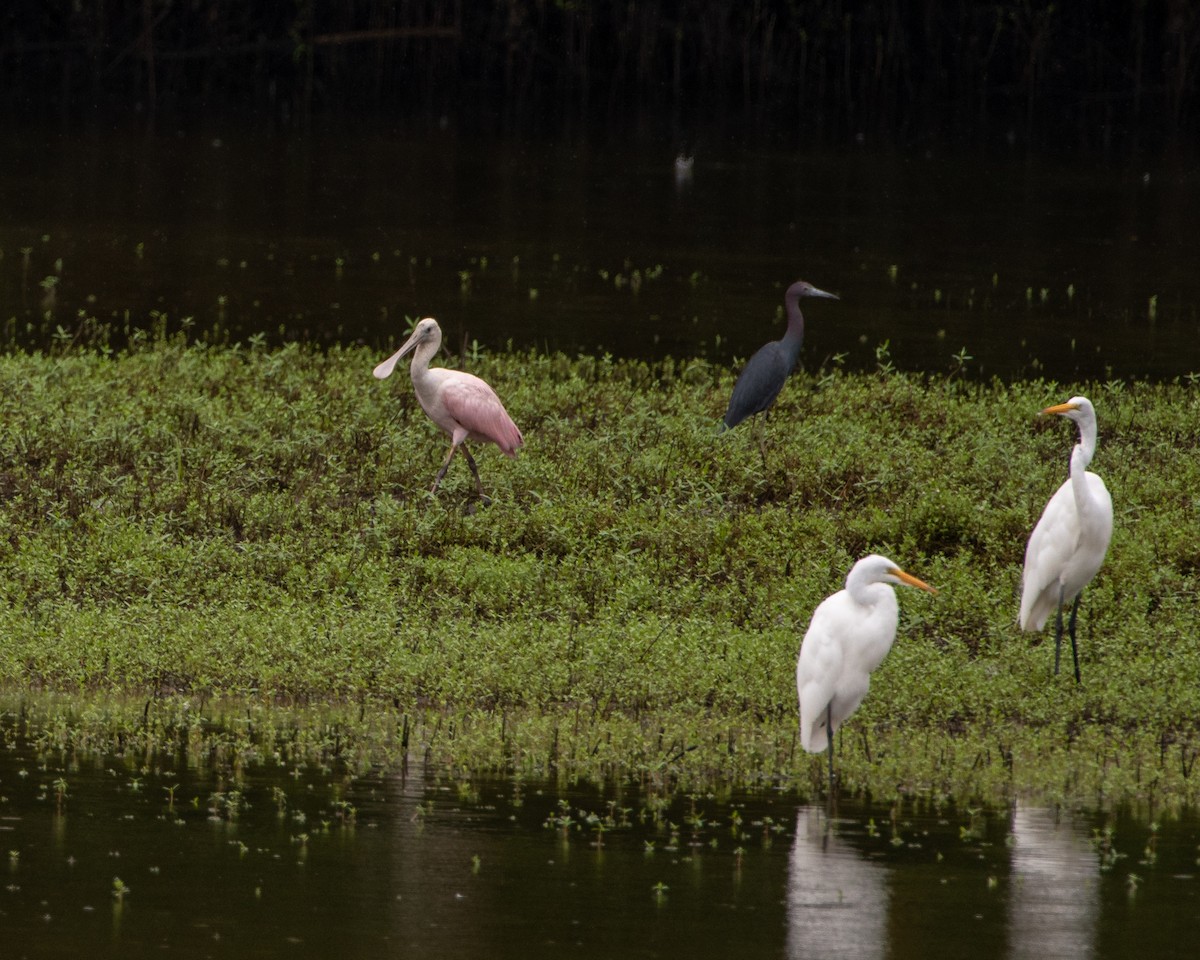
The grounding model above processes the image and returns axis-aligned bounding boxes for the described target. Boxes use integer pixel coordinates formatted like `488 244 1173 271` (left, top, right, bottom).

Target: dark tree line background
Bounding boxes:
2 1 1198 152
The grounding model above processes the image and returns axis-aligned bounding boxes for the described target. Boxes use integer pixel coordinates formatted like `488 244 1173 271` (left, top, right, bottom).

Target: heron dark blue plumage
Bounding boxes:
722 280 839 431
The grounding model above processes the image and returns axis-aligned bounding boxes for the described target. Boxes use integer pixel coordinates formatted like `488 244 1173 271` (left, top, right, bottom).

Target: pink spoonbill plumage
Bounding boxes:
796 554 937 794
374 317 523 500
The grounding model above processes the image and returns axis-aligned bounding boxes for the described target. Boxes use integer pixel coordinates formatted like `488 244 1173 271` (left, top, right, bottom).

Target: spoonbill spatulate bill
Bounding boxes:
374 317 523 500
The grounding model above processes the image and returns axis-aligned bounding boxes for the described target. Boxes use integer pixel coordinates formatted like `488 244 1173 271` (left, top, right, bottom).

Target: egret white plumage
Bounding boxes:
1018 396 1112 683
374 318 523 500
796 554 936 793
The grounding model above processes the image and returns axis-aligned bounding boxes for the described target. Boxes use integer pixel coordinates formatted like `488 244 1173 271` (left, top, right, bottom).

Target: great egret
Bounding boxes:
374 318 523 499
1018 396 1112 683
722 280 838 431
796 554 936 793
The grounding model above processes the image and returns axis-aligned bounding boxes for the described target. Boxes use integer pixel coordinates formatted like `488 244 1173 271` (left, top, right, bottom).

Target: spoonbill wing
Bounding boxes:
441 373 524 456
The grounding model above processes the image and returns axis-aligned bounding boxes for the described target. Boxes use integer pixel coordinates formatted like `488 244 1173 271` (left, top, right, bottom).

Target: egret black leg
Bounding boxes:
826 701 836 796
1067 593 1083 684
432 443 458 493
1053 584 1066 676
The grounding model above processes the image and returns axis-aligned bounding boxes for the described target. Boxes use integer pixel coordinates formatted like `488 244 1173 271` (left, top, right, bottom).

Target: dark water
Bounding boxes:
2 730 1200 958
2 124 1199 380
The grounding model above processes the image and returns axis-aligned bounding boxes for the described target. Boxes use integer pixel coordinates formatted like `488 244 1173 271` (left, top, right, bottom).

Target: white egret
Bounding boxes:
1018 396 1112 683
374 318 523 500
796 554 936 792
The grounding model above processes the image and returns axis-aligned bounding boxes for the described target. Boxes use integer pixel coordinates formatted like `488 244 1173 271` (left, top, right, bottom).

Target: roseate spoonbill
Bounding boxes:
1019 396 1112 683
373 317 523 500
796 554 936 793
722 280 838 430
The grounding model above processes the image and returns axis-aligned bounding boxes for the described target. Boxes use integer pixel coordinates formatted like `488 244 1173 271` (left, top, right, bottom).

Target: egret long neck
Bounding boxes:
1068 421 1100 515
1073 415 1097 470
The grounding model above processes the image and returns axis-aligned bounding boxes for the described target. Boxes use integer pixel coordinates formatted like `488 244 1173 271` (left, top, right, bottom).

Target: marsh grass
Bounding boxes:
0 330 1199 804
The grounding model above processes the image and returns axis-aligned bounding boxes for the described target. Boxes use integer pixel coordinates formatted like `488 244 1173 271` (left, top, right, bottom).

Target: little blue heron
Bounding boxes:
722 280 838 430
374 318 523 500
1019 396 1112 684
796 554 937 794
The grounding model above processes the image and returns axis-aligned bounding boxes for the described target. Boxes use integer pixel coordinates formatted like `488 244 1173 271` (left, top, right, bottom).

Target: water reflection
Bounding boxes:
786 803 1107 960
1008 803 1099 960
786 806 885 960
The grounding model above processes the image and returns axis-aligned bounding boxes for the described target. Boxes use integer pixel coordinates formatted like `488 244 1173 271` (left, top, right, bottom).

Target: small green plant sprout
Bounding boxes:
887 264 898 282
53 777 68 802
1025 287 1034 303
8 850 18 863
866 819 879 838
112 877 130 901
1039 287 1049 304
164 784 179 808
875 340 895 375
471 854 481 874
1126 872 1142 897
1067 283 1075 301
1148 294 1158 321
987 875 998 890
128 778 143 792
332 800 356 825
651 881 669 903
643 840 656 855
934 288 942 304
1091 825 1125 871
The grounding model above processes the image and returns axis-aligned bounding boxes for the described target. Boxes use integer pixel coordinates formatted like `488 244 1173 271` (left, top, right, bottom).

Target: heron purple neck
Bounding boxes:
779 280 831 362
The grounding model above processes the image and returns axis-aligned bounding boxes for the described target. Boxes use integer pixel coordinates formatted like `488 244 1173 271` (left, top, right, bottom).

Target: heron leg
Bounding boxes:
431 441 459 494
1053 584 1065 676
755 416 769 475
1068 593 1083 685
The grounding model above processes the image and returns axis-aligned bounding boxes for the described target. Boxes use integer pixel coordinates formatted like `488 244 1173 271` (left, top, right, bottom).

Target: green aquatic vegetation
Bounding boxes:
0 335 1196 803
